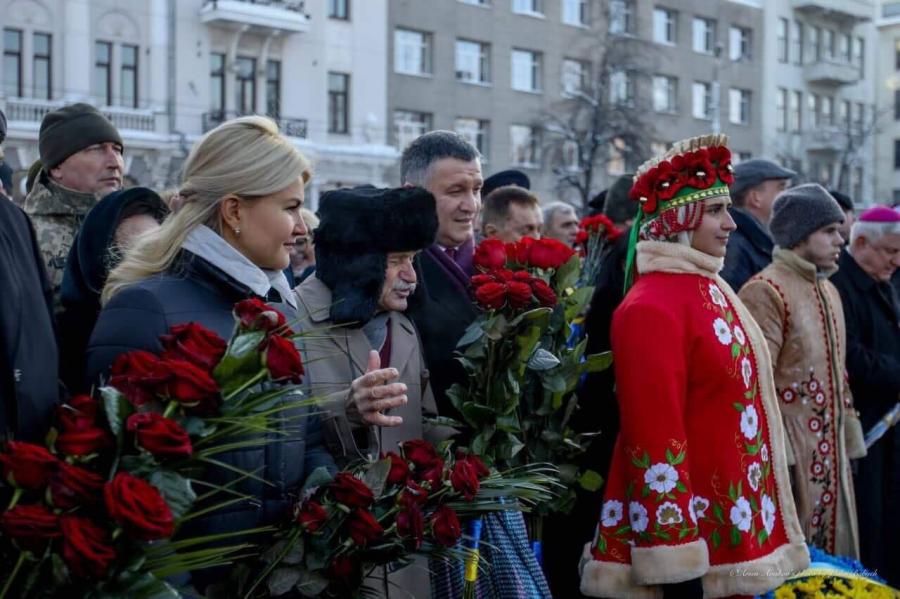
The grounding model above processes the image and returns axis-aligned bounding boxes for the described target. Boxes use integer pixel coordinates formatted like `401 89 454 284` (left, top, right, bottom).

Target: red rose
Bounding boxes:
401 479 430 505
474 282 507 310
450 459 481 500
574 230 589 246
346 507 384 547
160 359 221 415
418 458 445 490
59 515 117 579
110 350 171 406
530 278 558 307
527 238 575 270
104 472 174 540
327 555 361 587
492 269 515 282
234 298 288 334
401 439 441 470
397 499 425 549
0 504 61 552
456 452 490 478
0 441 58 489
126 412 193 459
56 395 113 457
506 236 534 265
430 505 462 547
49 462 105 509
473 238 508 271
470 273 496 287
384 451 410 486
506 281 534 309
296 500 328 532
160 322 227 371
330 472 374 508
264 335 304 383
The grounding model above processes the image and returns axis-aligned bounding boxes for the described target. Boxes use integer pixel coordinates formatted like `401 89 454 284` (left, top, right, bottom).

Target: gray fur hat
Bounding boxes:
770 183 845 249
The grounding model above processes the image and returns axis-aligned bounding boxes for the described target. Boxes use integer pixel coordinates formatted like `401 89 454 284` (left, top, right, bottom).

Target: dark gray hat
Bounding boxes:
770 184 845 249
603 174 636 225
827 189 854 212
39 103 123 169
482 169 530 200
731 159 796 198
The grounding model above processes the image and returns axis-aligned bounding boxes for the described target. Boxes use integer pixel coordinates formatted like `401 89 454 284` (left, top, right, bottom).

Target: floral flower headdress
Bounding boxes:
624 133 734 291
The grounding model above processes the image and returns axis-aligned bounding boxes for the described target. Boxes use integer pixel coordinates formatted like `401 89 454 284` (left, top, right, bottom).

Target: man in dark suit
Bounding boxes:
402 131 483 421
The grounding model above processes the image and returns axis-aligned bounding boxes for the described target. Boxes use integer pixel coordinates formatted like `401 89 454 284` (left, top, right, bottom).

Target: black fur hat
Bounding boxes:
315 185 438 324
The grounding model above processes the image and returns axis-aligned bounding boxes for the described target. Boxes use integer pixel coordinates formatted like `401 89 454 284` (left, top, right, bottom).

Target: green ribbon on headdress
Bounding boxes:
622 205 644 293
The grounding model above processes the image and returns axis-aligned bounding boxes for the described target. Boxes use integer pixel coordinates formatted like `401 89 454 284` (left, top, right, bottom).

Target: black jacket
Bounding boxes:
86 251 334 589
721 207 774 292
0 199 59 441
830 248 900 586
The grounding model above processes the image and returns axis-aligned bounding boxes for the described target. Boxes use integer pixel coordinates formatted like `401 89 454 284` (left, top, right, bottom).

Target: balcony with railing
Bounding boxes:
791 0 874 23
202 110 307 138
804 126 845 153
2 97 162 133
200 0 310 34
803 60 860 86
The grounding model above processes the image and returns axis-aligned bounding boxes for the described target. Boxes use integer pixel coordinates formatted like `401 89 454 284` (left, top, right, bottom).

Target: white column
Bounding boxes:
63 0 92 101
21 30 33 98
148 0 169 112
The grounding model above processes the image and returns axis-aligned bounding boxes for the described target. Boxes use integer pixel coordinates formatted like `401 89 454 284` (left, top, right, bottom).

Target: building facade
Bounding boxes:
875 1 900 204
1 0 396 208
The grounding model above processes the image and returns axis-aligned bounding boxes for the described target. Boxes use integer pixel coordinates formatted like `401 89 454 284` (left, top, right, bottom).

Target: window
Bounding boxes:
328 72 349 134
210 52 225 112
561 58 586 95
735 151 753 164
853 37 864 73
789 90 802 132
809 26 820 62
729 88 750 125
607 138 626 176
791 22 803 65
894 140 900 169
562 0 588 26
776 88 787 131
235 56 256 114
654 9 677 45
94 41 112 106
120 44 138 108
394 29 432 76
808 93 819 128
822 29 834 60
32 32 51 100
650 141 669 156
777 18 788 63
456 39 490 84
394 110 432 149
609 0 634 35
693 17 715 55
729 26 751 61
510 124 540 167
821 96 833 126
460 0 491 4
3 28 22 97
838 33 851 63
853 102 864 129
609 70 633 106
266 59 281 118
840 99 851 129
692 81 711 119
513 0 542 15
329 0 349 19
652 75 677 113
455 118 489 157
896 39 900 70
895 89 900 121
511 49 541 92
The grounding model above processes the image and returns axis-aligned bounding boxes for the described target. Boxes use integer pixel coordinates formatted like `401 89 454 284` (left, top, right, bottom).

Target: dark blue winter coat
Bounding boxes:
721 207 774 292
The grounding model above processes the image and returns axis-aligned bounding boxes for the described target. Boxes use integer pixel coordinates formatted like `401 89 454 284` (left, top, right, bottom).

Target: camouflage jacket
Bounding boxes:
24 172 100 308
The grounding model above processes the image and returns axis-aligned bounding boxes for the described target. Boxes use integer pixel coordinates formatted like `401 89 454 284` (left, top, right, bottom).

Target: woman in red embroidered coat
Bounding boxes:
579 135 809 598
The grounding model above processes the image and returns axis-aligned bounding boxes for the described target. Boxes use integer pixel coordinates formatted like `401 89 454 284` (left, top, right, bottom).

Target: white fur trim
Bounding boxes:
636 240 724 277
579 543 662 599
632 539 710 585
702 541 810 598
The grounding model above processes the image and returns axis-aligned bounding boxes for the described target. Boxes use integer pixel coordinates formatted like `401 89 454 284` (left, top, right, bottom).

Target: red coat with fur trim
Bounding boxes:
580 241 808 599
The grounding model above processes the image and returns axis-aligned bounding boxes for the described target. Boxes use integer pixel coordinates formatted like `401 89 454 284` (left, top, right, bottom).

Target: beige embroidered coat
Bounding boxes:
739 248 866 558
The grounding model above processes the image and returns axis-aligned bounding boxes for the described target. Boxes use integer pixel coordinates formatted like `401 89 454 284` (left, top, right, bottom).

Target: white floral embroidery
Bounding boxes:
740 405 759 440
730 496 753 532
629 501 649 533
761 443 769 463
747 462 762 492
656 501 684 526
688 495 710 524
644 463 679 494
733 325 746 346
761 493 776 535
741 357 753 388
709 283 728 309
713 318 733 345
601 500 624 528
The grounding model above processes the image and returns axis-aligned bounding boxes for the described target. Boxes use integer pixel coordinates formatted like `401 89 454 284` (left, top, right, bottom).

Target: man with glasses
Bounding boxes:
830 205 900 587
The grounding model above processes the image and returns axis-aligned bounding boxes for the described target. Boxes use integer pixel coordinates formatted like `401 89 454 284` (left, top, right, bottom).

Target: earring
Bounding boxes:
234 227 241 235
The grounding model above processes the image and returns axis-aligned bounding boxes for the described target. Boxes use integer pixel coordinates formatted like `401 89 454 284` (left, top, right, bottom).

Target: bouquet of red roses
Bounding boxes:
447 236 612 515
0 299 310 599
237 439 556 598
575 214 624 287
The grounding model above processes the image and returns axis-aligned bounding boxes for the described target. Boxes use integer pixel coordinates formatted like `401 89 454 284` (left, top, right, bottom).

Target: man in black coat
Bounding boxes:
402 131 483 421
0 108 60 441
830 206 900 586
721 159 795 291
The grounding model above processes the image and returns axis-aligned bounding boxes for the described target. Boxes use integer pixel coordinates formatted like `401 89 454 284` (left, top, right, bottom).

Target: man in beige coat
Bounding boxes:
294 185 454 598
739 184 866 558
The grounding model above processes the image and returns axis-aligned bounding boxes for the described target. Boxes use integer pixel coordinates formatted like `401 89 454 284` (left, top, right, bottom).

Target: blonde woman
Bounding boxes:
85 116 335 591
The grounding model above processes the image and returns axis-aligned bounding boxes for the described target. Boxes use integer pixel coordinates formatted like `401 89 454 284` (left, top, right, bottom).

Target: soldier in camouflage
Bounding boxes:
24 103 124 306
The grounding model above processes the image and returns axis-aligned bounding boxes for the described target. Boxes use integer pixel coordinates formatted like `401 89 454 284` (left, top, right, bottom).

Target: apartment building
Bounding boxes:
875 1 900 204
0 0 396 207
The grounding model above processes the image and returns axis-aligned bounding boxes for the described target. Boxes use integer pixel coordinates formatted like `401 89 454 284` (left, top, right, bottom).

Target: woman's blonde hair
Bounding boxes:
102 116 311 303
